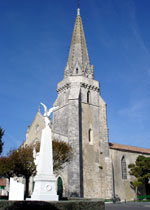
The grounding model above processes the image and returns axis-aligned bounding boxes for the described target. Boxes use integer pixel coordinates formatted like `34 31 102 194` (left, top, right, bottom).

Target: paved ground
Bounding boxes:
105 202 150 210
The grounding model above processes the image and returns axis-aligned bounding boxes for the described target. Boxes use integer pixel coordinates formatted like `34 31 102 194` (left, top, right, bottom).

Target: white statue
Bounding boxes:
32 103 58 173
40 103 58 127
33 147 39 172
31 103 59 201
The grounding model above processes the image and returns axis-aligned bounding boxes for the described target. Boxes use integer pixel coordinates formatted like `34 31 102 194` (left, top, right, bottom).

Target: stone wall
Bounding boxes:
53 75 113 199
98 96 113 199
53 77 82 197
82 102 102 198
25 112 45 145
110 148 150 201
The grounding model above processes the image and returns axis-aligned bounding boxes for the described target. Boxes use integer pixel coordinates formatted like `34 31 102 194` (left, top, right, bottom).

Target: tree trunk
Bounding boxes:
25 176 29 199
145 178 150 195
135 186 137 200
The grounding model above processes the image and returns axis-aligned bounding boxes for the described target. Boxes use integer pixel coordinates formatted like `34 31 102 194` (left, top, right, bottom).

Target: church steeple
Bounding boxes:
64 8 94 79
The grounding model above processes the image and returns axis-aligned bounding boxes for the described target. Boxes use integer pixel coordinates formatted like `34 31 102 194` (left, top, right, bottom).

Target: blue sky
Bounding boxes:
0 0 150 155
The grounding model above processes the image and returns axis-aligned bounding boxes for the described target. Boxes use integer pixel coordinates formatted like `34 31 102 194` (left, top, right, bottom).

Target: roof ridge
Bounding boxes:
109 142 150 154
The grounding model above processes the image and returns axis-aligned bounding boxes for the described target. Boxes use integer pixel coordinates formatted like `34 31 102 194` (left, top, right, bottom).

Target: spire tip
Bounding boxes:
77 8 80 16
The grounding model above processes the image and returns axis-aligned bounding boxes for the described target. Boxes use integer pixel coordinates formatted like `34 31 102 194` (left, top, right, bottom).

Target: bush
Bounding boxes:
0 200 105 210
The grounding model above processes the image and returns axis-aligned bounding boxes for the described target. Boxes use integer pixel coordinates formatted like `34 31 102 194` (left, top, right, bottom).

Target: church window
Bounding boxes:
76 68 78 74
35 124 39 134
87 91 90 104
33 138 39 146
121 156 127 180
88 128 93 144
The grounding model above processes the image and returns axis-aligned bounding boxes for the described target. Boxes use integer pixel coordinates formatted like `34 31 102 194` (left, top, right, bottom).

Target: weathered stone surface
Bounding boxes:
110 148 150 201
64 9 93 79
24 111 45 145
52 8 113 199
53 70 113 199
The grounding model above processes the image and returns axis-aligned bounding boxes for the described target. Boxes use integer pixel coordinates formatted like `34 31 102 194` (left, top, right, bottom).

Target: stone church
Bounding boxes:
24 8 150 201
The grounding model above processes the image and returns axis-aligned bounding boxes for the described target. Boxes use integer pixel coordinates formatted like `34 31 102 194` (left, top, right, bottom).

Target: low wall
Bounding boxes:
0 200 104 210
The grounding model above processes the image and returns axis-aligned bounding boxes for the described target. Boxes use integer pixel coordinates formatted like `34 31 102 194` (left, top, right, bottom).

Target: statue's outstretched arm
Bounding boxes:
47 106 59 117
40 103 48 116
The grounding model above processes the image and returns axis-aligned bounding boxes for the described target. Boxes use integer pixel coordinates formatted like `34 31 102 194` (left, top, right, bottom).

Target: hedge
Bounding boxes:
0 200 104 210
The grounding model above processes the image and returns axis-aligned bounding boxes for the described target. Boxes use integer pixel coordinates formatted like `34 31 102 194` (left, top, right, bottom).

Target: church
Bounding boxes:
24 8 150 201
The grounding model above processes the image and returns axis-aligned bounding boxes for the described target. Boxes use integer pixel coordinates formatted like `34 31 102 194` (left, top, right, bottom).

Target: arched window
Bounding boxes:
87 91 90 104
33 138 40 147
88 129 93 144
121 156 127 180
57 177 63 200
76 68 78 74
35 124 39 134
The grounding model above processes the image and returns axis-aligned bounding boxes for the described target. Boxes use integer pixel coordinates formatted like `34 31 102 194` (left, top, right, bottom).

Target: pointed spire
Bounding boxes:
64 8 94 79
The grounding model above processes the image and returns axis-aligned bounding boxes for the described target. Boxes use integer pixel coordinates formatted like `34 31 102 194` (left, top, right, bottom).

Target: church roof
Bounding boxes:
64 8 93 79
0 178 6 187
109 142 150 154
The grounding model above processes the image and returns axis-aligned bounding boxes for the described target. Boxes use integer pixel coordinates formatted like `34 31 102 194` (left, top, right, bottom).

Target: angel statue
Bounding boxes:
40 103 59 127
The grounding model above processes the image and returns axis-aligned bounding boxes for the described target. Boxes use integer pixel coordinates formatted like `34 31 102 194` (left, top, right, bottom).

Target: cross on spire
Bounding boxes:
78 0 80 9
77 0 80 16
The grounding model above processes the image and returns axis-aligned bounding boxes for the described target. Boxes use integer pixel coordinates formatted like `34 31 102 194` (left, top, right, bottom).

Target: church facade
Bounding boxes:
24 8 150 201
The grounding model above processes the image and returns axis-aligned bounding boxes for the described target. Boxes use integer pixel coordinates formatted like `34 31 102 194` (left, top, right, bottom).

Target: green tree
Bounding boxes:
9 146 36 197
0 127 4 155
128 155 150 196
34 140 72 172
0 156 14 179
0 146 35 197
53 140 72 172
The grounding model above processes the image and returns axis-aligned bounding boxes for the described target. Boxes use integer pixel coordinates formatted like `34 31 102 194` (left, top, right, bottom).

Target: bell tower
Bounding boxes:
53 7 113 199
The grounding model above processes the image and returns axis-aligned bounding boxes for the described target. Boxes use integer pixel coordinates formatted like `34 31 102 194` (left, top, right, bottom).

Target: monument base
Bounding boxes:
31 174 58 201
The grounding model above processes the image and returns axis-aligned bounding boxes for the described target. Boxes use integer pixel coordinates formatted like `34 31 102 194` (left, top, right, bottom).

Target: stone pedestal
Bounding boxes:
31 175 58 201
